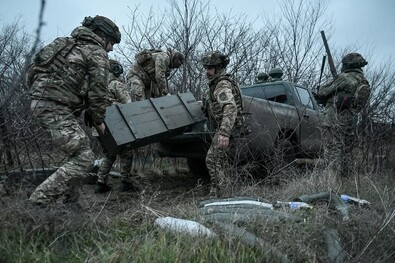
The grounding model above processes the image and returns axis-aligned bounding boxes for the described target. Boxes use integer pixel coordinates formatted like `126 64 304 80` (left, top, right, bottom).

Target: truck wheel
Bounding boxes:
187 158 210 182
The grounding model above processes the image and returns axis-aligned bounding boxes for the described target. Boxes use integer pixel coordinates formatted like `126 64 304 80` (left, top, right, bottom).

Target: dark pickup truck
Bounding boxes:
156 80 324 175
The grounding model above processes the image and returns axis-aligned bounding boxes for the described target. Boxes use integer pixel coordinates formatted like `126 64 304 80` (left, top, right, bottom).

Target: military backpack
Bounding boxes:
353 83 371 112
135 48 163 66
334 82 371 112
34 37 76 66
27 37 78 87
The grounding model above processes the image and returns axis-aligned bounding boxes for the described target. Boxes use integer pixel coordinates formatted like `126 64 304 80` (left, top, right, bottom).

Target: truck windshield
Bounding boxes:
294 86 315 110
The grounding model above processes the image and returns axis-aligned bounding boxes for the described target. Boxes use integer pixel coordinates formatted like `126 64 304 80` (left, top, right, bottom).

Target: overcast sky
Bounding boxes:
2 0 394 63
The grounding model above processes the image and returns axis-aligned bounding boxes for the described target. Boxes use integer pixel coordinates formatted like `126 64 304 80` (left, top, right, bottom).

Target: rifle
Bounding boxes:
317 55 326 93
320 30 337 78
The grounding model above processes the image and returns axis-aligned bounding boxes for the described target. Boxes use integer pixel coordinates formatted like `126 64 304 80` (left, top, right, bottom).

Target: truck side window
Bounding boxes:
242 84 288 104
295 86 314 110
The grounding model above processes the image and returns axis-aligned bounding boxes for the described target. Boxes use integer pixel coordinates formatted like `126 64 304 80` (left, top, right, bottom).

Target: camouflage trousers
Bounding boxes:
97 147 135 184
129 75 147 101
206 133 233 195
29 100 94 205
323 110 357 178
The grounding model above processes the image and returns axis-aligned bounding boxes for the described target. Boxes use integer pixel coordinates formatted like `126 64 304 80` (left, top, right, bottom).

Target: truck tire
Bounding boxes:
187 158 210 182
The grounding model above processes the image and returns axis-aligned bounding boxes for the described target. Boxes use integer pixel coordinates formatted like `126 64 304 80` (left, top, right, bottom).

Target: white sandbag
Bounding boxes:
154 216 216 237
204 200 273 209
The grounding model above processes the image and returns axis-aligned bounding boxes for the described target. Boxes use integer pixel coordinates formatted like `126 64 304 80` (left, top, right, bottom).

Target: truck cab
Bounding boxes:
156 80 323 175
242 80 323 158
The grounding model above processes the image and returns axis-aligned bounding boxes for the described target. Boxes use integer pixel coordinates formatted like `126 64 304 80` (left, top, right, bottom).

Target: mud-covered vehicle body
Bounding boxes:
156 80 323 174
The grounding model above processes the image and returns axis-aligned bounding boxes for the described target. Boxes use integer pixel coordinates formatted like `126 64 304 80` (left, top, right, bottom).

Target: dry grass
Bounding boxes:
0 158 394 262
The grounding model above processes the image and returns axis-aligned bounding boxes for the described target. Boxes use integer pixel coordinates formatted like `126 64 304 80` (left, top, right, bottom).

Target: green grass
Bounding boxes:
0 215 272 263
1 163 394 263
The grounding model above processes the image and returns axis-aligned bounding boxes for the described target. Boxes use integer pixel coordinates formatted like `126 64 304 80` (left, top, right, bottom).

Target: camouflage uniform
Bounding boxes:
127 49 184 100
95 61 141 192
28 16 121 205
202 51 244 196
318 53 369 178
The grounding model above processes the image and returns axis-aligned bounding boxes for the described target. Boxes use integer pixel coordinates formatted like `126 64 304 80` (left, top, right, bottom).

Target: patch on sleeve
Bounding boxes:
218 91 228 102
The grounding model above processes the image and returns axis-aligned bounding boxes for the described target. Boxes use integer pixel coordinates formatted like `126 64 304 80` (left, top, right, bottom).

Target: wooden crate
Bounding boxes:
100 92 206 156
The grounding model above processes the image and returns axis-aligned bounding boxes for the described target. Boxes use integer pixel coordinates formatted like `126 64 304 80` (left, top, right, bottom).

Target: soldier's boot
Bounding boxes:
95 182 112 193
119 180 141 192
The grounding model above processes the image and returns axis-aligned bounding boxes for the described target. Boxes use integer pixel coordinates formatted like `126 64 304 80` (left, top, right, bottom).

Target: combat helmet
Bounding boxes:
201 51 230 69
109 59 123 77
341 53 368 69
82 16 121 43
268 67 283 80
256 72 269 83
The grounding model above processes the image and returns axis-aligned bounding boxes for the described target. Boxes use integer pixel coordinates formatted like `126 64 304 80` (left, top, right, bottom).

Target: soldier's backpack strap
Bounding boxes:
34 37 76 67
353 82 371 112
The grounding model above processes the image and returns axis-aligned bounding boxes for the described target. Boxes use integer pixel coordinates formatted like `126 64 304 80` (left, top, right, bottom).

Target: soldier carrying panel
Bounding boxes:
100 92 206 156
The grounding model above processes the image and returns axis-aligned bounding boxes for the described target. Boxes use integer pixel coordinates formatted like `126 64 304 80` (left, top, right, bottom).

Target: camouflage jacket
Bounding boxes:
207 72 244 137
318 68 369 126
128 50 171 95
107 75 132 105
29 26 110 125
318 68 368 107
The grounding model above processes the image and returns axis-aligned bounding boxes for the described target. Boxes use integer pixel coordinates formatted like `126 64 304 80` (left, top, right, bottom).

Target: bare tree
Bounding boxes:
355 59 395 171
118 5 167 65
120 0 273 99
0 1 46 171
0 21 33 169
264 0 332 88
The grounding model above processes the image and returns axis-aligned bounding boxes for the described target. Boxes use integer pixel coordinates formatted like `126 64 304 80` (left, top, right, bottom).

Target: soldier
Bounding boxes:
317 53 370 178
28 15 121 206
94 60 142 193
201 51 244 197
127 48 185 101
255 72 269 84
268 67 284 81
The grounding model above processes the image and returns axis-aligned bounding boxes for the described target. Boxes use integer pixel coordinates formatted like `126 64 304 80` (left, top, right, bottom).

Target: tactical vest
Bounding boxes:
208 74 246 136
28 37 86 91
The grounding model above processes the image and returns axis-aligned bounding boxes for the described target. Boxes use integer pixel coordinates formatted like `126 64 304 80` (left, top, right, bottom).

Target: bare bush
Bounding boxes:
120 0 274 100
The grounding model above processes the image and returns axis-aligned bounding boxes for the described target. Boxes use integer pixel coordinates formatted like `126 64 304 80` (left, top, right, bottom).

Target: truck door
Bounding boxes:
294 86 323 157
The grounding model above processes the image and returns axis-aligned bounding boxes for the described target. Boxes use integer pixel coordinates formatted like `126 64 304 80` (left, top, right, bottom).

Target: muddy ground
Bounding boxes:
0 165 217 216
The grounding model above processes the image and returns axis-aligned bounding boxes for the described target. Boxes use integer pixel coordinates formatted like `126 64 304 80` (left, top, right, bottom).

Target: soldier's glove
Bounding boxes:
84 111 93 127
